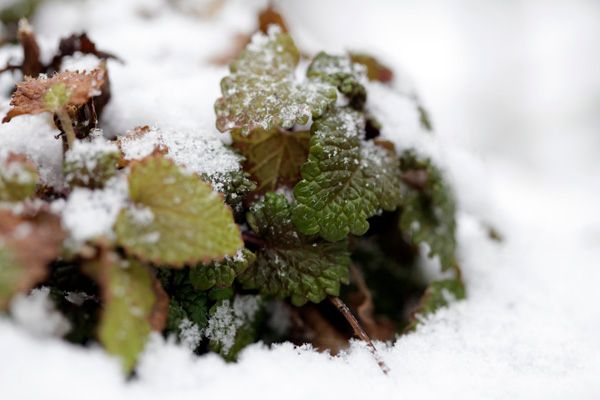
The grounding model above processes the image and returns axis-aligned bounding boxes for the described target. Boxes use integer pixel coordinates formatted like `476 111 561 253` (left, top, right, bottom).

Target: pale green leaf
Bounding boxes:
114 155 242 267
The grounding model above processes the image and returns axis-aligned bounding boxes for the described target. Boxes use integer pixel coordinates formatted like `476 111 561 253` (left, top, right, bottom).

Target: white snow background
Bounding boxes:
1 0 600 398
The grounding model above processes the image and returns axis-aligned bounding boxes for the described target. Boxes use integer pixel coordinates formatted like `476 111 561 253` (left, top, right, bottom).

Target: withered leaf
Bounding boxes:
3 67 106 123
49 33 121 72
0 209 65 308
232 128 309 193
258 5 288 33
0 19 42 78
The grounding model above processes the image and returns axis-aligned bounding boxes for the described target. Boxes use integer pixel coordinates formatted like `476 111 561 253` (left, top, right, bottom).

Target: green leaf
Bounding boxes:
406 278 465 330
0 153 38 202
43 83 70 112
206 295 262 361
232 128 309 193
209 170 256 214
86 254 163 372
398 150 457 270
114 155 243 267
215 26 336 135
189 248 255 291
307 52 367 109
292 108 402 241
64 137 119 189
165 283 209 335
239 193 350 306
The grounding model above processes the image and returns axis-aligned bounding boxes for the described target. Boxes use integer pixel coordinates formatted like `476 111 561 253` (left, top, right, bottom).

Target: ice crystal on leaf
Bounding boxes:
307 52 368 109
0 152 39 202
64 134 119 189
215 26 337 135
205 295 262 360
189 249 256 291
3 68 106 122
292 108 402 242
398 150 457 271
239 193 350 306
114 155 243 267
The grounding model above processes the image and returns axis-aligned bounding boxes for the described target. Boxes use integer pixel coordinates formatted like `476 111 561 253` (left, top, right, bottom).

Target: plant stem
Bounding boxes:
55 108 76 149
242 231 266 247
329 296 390 374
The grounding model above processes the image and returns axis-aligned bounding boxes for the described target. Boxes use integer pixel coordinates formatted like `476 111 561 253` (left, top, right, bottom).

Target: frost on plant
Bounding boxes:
214 26 337 135
0 16 469 374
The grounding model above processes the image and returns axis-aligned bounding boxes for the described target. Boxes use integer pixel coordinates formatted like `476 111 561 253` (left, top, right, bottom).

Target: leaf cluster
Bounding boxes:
0 17 467 373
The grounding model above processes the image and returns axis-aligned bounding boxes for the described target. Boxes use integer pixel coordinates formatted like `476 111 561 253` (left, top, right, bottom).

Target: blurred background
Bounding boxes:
3 0 600 172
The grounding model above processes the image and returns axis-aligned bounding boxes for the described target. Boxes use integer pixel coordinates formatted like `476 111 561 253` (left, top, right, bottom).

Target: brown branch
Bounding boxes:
329 296 390 374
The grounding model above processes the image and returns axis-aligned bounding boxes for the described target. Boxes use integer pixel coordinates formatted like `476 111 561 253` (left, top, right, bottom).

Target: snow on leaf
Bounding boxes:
189 248 256 291
2 67 107 122
238 193 350 306
307 52 368 109
349 53 394 83
398 150 457 270
64 134 119 189
85 252 167 372
292 108 402 242
117 126 248 195
205 295 262 360
0 152 39 202
214 26 337 135
0 209 64 309
232 128 309 193
114 155 243 267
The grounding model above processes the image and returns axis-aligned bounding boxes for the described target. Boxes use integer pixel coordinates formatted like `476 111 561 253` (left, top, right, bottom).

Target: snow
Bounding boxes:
205 295 261 354
1 0 600 399
61 174 128 243
10 287 71 338
118 126 242 184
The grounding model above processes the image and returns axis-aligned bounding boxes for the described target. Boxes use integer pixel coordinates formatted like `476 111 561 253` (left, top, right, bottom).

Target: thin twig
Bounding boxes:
329 296 390 374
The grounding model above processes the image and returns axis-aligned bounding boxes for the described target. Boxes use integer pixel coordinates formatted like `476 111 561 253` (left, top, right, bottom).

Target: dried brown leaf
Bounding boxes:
49 33 121 72
3 67 106 123
0 209 65 308
258 6 288 33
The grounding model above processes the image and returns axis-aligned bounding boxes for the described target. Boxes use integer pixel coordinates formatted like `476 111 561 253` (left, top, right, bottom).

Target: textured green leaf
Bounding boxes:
209 169 256 214
87 254 162 372
166 285 209 335
114 155 243 267
406 278 465 330
189 248 255 291
292 108 402 241
307 52 367 109
239 193 350 306
0 153 39 202
398 150 457 270
215 26 336 135
206 295 262 360
64 137 119 189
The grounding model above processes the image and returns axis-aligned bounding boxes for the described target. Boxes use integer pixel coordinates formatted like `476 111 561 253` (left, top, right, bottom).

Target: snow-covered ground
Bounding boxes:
1 0 600 398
